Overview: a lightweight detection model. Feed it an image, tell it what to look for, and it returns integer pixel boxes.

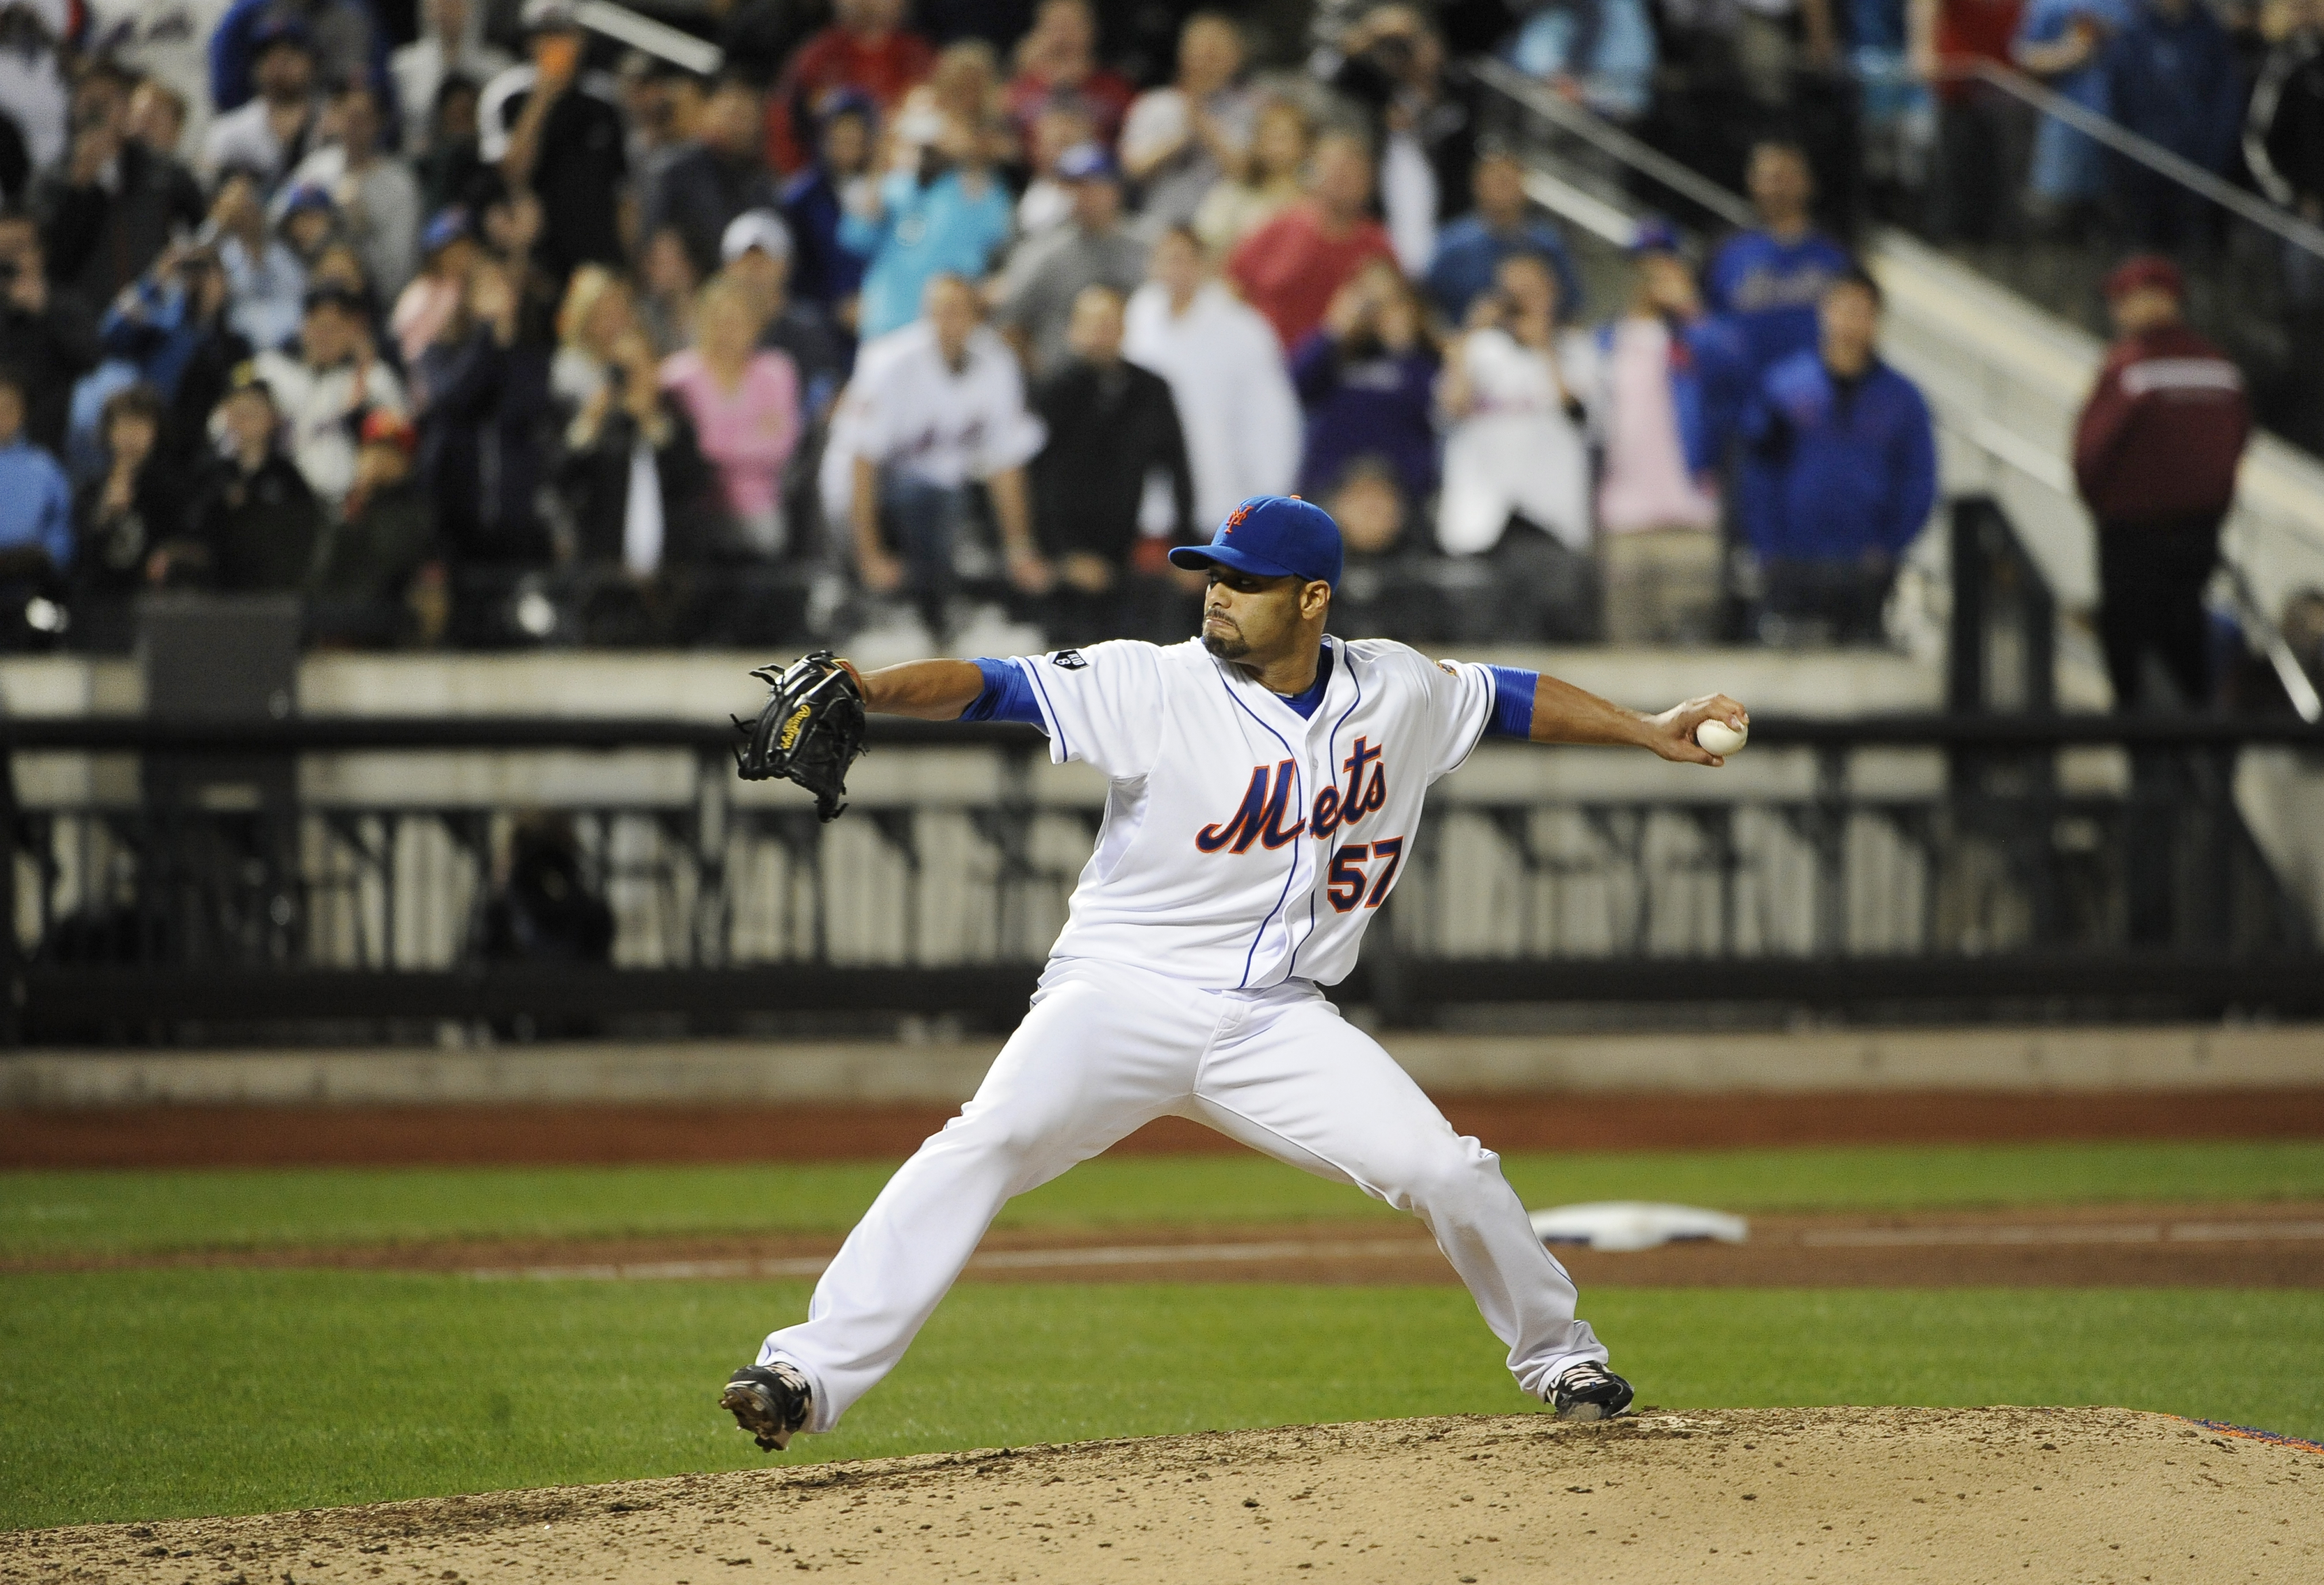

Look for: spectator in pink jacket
[659,275,802,556]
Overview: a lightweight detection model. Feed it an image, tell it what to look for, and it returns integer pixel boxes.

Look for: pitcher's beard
[1201,627,1248,660]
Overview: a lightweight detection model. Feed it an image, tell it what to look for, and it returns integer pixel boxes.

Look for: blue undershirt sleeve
[958,657,1047,726]
[1484,665,1539,740]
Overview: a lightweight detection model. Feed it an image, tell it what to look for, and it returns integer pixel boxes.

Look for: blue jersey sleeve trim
[960,657,1046,726]
[1485,666,1539,740]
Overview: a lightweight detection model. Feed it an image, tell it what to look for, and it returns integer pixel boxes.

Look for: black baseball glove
[734,650,867,821]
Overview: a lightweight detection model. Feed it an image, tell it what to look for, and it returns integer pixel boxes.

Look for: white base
[1530,1200,1750,1253]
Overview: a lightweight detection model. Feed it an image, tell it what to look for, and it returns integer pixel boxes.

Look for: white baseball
[1695,718,1748,756]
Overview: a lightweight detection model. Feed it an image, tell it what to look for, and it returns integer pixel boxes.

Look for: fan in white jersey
[721,495,1749,1452]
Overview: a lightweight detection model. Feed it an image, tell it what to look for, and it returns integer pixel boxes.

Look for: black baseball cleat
[721,1362,813,1452]
[1549,1361,1635,1421]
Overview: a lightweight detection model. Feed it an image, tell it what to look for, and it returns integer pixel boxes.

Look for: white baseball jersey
[1009,634,1498,990]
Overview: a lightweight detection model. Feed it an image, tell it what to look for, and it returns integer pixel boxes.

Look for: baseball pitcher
[724,495,1749,1450]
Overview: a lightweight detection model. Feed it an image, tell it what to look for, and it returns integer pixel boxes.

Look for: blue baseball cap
[1630,215,1684,255]
[278,182,335,217]
[1054,141,1120,183]
[419,206,472,255]
[250,14,315,55]
[1169,496,1344,587]
[815,86,875,127]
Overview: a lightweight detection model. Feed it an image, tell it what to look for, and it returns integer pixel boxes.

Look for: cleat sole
[720,1382,796,1451]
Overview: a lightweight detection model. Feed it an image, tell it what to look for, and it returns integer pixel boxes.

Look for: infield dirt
[7,1407,2315,1583]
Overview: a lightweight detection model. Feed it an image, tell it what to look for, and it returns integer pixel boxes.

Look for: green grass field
[7,1140,2322,1258]
[5,1140,2321,1532]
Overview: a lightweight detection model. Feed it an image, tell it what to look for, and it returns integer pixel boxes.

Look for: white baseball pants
[758,959,1607,1431]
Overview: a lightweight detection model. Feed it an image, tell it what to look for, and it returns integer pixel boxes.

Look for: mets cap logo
[1222,503,1253,536]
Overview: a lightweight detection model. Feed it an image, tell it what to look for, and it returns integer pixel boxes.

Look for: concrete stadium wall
[0,644,1943,726]
[6,1025,2318,1108]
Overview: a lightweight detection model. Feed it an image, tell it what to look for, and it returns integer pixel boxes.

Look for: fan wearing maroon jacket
[2072,254,2252,711]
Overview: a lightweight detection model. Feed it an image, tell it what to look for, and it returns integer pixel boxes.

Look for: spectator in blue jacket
[1738,269,1936,646]
[1423,146,1581,327]
[0,365,75,646]
[1703,141,1854,377]
[2104,0,2242,247]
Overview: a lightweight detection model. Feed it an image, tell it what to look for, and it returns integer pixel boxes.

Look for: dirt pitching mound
[10,1408,2318,1584]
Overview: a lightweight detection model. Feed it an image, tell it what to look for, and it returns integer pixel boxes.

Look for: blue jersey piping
[1215,667,1304,991]
[1018,657,1072,761]
[1279,640,1363,987]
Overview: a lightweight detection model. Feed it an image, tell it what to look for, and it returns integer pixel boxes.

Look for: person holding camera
[1228,128,1397,351]
[1311,5,1475,273]
[1587,223,1748,646]
[1289,260,1439,511]
[1437,250,1599,641]
[204,168,308,354]
[33,60,205,307]
[97,240,253,474]
[479,0,629,285]
[416,255,555,575]
[551,264,714,580]
[254,282,407,512]
[839,91,1014,340]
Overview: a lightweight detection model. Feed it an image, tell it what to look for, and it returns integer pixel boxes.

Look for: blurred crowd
[1516,0,2324,454]
[1511,0,2324,265]
[0,0,2304,664]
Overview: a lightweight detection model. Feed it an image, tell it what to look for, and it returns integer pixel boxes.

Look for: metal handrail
[1469,56,1755,229]
[2224,562,2324,722]
[4,713,2321,752]
[575,0,721,74]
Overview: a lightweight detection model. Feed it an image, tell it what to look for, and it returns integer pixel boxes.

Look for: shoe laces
[1557,1362,1620,1396]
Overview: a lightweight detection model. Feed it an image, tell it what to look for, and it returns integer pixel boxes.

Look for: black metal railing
[5,710,2321,1039]
[1948,496,2056,717]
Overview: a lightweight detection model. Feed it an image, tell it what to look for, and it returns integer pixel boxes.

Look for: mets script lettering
[1195,737,1389,854]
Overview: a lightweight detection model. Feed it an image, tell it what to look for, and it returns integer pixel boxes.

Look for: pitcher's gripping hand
[1644,695,1750,767]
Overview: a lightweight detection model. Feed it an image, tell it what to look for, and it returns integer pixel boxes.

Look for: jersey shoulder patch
[1049,649,1088,671]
